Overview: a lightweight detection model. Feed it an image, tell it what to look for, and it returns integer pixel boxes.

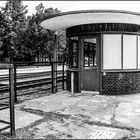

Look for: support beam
[53,31,58,93]
[9,67,15,135]
[71,72,74,96]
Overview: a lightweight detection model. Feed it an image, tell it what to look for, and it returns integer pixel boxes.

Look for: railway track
[0,70,65,82]
[0,70,66,103]
[0,76,66,93]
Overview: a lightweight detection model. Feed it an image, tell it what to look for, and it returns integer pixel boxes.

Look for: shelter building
[40,10,140,94]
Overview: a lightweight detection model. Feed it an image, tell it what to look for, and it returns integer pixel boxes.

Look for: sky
[1,1,140,15]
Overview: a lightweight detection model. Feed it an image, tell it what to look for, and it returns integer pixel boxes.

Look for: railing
[51,61,65,93]
[0,64,15,136]
[13,61,66,103]
[0,61,65,136]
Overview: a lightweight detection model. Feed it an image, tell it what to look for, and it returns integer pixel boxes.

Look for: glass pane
[66,38,69,66]
[84,38,96,67]
[84,45,88,66]
[138,36,140,69]
[123,35,137,69]
[69,36,78,68]
[103,34,121,69]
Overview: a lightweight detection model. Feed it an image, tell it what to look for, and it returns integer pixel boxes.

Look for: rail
[13,61,65,103]
[0,61,65,136]
[51,61,65,93]
[0,64,15,136]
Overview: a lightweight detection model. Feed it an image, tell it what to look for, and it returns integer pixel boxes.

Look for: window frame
[102,33,139,71]
[103,34,122,70]
[123,34,137,69]
[83,40,97,67]
[68,36,79,68]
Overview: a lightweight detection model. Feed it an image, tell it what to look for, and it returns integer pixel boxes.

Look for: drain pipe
[71,72,74,96]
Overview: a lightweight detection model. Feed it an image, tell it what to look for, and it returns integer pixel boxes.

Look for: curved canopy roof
[40,10,140,31]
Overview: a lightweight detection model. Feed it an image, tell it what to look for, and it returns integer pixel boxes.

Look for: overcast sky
[1,1,140,15]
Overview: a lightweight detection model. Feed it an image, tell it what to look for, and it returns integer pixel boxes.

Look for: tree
[1,0,28,62]
[35,3,67,62]
[24,3,66,62]
[0,1,67,63]
[0,11,9,62]
[57,32,67,61]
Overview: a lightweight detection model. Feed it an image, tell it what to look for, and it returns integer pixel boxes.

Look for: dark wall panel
[101,72,140,94]
[67,23,140,36]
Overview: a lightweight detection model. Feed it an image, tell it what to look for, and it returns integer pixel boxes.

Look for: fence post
[52,62,57,93]
[71,72,74,96]
[62,62,65,90]
[55,62,57,92]
[9,67,15,136]
[14,63,17,103]
[51,62,54,93]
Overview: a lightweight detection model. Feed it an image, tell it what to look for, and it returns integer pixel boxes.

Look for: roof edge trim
[39,9,140,25]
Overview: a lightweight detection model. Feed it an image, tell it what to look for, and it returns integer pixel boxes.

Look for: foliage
[0,1,67,62]
[25,2,66,62]
[0,0,28,62]
[0,11,8,60]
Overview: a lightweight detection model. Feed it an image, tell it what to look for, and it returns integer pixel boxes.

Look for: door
[81,37,98,91]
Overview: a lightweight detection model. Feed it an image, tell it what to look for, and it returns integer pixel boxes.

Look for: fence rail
[0,61,66,136]
[0,64,15,136]
[13,61,66,103]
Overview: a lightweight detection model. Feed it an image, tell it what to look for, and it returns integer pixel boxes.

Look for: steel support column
[53,31,58,93]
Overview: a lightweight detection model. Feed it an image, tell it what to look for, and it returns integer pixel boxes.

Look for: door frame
[80,35,101,92]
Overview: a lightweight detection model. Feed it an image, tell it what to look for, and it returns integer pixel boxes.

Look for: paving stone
[115,102,140,129]
[32,117,131,139]
[0,109,42,130]
[21,92,82,113]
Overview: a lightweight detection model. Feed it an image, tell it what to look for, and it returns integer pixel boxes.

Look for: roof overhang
[40,10,140,32]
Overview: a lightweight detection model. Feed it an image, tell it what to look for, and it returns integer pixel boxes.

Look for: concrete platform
[1,91,140,139]
[0,108,42,130]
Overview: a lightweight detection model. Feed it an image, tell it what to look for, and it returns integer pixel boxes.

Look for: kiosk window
[138,36,140,69]
[84,38,97,67]
[69,37,78,68]
[123,35,137,69]
[103,34,121,69]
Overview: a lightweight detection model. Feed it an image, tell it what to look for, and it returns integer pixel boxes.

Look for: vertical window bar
[92,45,94,67]
[88,43,89,67]
[101,34,103,70]
[84,43,85,66]
[136,35,138,69]
[121,34,123,70]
